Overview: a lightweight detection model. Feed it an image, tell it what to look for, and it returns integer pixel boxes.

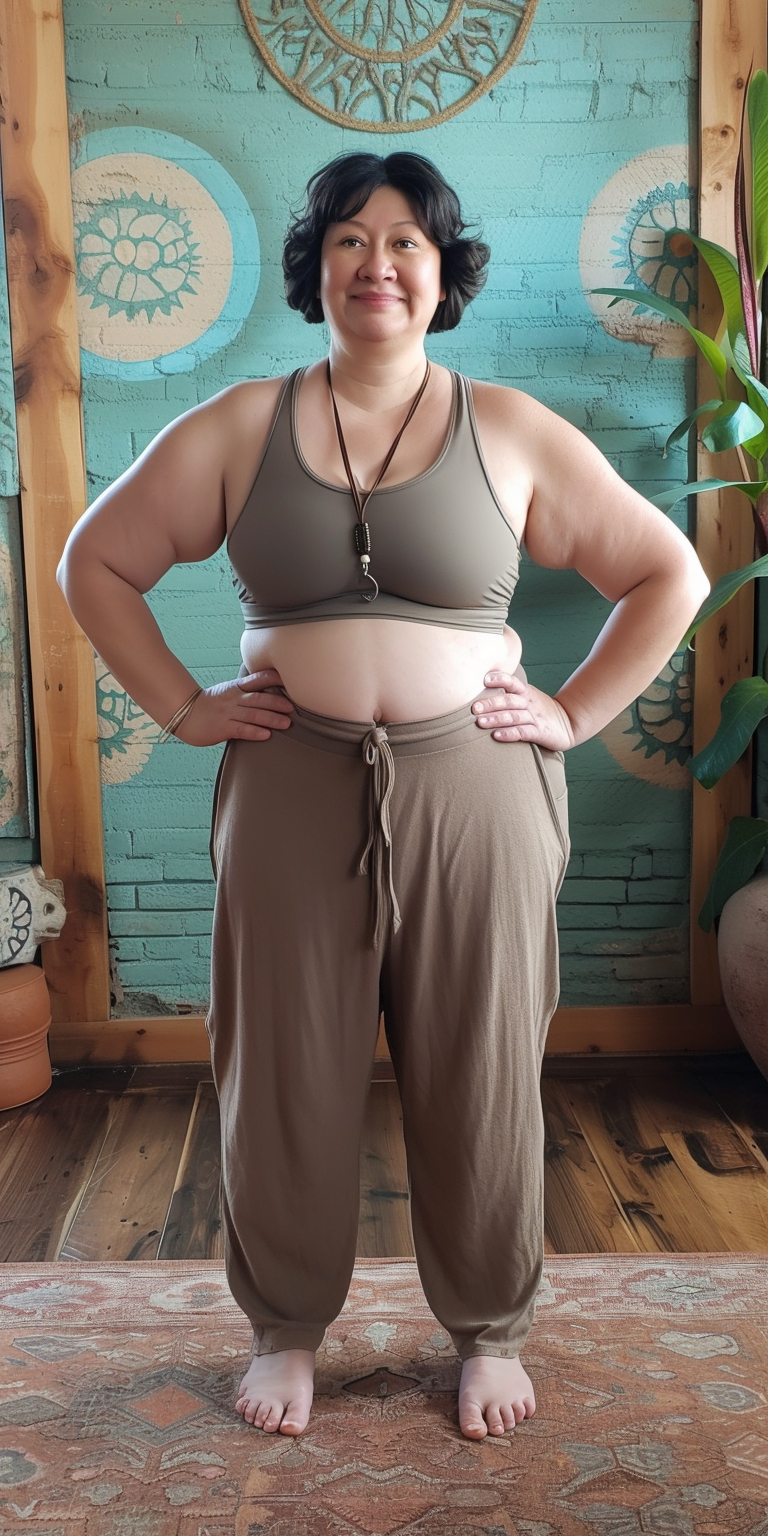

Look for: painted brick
[105,858,165,883]
[561,879,627,903]
[109,912,188,936]
[652,850,690,877]
[617,905,686,929]
[142,938,202,961]
[107,886,137,910]
[557,906,620,929]
[163,856,216,881]
[614,954,688,980]
[132,829,207,855]
[583,854,634,878]
[627,878,688,904]
[115,960,205,986]
[181,913,215,935]
[103,831,133,858]
[138,884,215,910]
[113,938,145,961]
[632,854,654,878]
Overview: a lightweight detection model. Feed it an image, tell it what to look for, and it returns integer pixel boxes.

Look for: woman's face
[319,184,446,348]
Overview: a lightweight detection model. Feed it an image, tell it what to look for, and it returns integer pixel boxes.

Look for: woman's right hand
[173,669,294,746]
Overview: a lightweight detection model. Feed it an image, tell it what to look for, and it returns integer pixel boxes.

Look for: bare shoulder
[467,377,567,436]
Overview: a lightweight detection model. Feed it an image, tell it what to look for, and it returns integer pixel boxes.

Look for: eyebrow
[337,218,420,229]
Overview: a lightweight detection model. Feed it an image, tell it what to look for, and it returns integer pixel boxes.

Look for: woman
[58,150,709,1443]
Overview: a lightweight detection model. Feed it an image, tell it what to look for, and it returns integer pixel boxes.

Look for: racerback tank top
[227,366,521,635]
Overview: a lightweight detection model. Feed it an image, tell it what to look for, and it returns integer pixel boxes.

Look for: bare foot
[235,1347,316,1434]
[458,1354,536,1439]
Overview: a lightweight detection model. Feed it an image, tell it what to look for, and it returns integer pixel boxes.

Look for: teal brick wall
[62,0,699,1013]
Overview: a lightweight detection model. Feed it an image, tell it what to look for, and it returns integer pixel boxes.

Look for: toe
[459,1403,488,1438]
[498,1406,517,1431]
[488,1415,506,1435]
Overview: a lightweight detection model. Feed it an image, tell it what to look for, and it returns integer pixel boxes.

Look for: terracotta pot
[717,871,768,1081]
[0,963,53,1110]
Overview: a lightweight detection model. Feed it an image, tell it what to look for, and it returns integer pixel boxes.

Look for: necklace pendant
[354,522,372,556]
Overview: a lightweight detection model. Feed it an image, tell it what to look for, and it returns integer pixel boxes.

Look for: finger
[240,707,293,729]
[236,669,289,690]
[475,709,533,728]
[484,672,526,692]
[239,687,294,713]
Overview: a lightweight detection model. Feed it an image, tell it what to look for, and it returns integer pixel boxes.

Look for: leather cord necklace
[326,357,431,602]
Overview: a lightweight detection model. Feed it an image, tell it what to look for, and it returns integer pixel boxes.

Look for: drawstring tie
[359,724,402,951]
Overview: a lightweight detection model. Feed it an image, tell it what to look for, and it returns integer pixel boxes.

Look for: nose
[357,244,397,281]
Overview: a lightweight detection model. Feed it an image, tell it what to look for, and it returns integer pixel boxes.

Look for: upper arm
[57,381,271,594]
[513,392,704,601]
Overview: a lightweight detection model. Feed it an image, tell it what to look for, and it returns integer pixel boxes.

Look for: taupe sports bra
[228,367,520,634]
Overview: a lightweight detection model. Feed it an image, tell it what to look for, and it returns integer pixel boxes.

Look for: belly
[240,618,523,723]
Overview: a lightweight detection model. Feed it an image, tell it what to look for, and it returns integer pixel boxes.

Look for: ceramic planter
[717,871,768,1081]
[0,962,52,1110]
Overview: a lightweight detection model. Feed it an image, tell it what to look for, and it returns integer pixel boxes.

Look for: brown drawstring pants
[206,683,569,1362]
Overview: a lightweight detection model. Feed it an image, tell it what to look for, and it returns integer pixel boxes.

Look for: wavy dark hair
[283,151,490,334]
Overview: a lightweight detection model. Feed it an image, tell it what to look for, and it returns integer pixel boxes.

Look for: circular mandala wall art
[95,656,160,784]
[71,128,260,379]
[580,145,696,357]
[599,651,692,791]
[238,0,538,130]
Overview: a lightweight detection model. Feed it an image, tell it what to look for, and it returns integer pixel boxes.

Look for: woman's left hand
[473,671,576,752]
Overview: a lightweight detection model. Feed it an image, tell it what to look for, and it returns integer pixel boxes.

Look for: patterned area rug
[1,1255,767,1534]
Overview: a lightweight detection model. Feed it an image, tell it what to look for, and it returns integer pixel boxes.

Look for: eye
[340,236,363,246]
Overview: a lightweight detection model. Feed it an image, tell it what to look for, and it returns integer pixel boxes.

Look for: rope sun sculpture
[238,0,539,129]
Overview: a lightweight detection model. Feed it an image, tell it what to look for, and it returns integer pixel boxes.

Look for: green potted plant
[593,68,768,1068]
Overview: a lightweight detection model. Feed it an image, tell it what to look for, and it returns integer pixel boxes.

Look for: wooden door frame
[0,0,755,1060]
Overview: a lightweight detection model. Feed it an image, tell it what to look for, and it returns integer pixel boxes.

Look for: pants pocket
[530,743,570,878]
[209,740,231,882]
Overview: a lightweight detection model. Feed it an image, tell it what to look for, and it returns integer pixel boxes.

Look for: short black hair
[283,151,490,334]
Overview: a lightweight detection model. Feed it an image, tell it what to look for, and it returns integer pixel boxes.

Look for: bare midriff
[240,617,523,723]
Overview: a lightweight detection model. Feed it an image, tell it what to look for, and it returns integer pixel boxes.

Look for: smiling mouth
[351,293,402,302]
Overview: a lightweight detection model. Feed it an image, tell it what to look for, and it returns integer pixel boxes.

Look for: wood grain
[357,1081,413,1259]
[47,1003,742,1066]
[58,1088,195,1261]
[0,0,109,1022]
[157,1080,223,1260]
[631,1073,768,1250]
[542,1079,643,1253]
[691,0,767,1001]
[557,1078,734,1252]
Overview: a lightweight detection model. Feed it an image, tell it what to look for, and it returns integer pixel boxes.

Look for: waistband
[287,689,493,951]
[284,688,492,756]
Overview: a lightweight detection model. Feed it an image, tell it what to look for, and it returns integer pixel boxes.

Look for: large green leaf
[700,399,765,452]
[663,400,721,456]
[699,815,768,930]
[748,70,768,280]
[591,287,728,386]
[649,478,767,514]
[684,234,745,353]
[690,677,768,788]
[680,551,768,647]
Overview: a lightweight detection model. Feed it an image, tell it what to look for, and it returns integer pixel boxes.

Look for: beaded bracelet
[157,684,204,744]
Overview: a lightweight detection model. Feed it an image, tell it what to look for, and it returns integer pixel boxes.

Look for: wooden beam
[0,0,109,1020]
[48,1003,742,1066]
[691,0,767,1003]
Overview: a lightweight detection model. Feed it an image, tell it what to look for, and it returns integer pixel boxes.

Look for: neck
[327,339,429,412]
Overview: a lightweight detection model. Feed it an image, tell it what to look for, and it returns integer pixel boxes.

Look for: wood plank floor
[1,1054,767,1263]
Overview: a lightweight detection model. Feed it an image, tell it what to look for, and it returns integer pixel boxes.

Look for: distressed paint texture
[61,0,699,1012]
[0,154,35,865]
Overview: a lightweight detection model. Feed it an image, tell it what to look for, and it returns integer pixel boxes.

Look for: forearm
[58,555,199,727]
[553,564,708,748]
